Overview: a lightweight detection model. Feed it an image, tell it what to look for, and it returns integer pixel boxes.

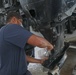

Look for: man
[0,11,53,75]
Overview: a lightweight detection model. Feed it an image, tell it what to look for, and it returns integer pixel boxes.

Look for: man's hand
[39,57,48,64]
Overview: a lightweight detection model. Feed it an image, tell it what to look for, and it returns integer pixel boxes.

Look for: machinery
[0,0,76,75]
[72,65,76,75]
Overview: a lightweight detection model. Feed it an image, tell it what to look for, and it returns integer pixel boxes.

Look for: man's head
[6,11,22,25]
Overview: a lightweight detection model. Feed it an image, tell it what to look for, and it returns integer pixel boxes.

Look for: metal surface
[48,53,67,75]
[72,65,76,75]
[69,45,76,49]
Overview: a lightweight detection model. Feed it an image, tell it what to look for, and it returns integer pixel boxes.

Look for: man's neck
[7,22,20,25]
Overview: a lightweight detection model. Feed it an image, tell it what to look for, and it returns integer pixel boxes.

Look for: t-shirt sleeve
[4,25,33,48]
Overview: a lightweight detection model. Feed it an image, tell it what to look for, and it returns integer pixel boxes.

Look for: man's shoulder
[4,24,23,31]
[3,24,32,36]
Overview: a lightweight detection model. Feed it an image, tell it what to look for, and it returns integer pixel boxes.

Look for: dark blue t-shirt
[0,24,33,75]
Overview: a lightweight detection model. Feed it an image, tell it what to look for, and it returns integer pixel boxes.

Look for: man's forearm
[27,35,53,50]
[26,55,41,63]
[26,55,48,64]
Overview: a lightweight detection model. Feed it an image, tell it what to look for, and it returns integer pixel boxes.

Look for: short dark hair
[6,11,22,22]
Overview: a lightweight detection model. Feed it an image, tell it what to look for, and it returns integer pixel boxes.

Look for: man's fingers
[48,44,54,50]
[40,57,49,64]
[44,57,48,60]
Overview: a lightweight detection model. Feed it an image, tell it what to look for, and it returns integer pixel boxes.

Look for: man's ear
[11,17,18,24]
[11,17,21,25]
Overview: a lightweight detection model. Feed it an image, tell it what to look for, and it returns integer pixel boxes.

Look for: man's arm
[26,55,48,64]
[27,35,53,50]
